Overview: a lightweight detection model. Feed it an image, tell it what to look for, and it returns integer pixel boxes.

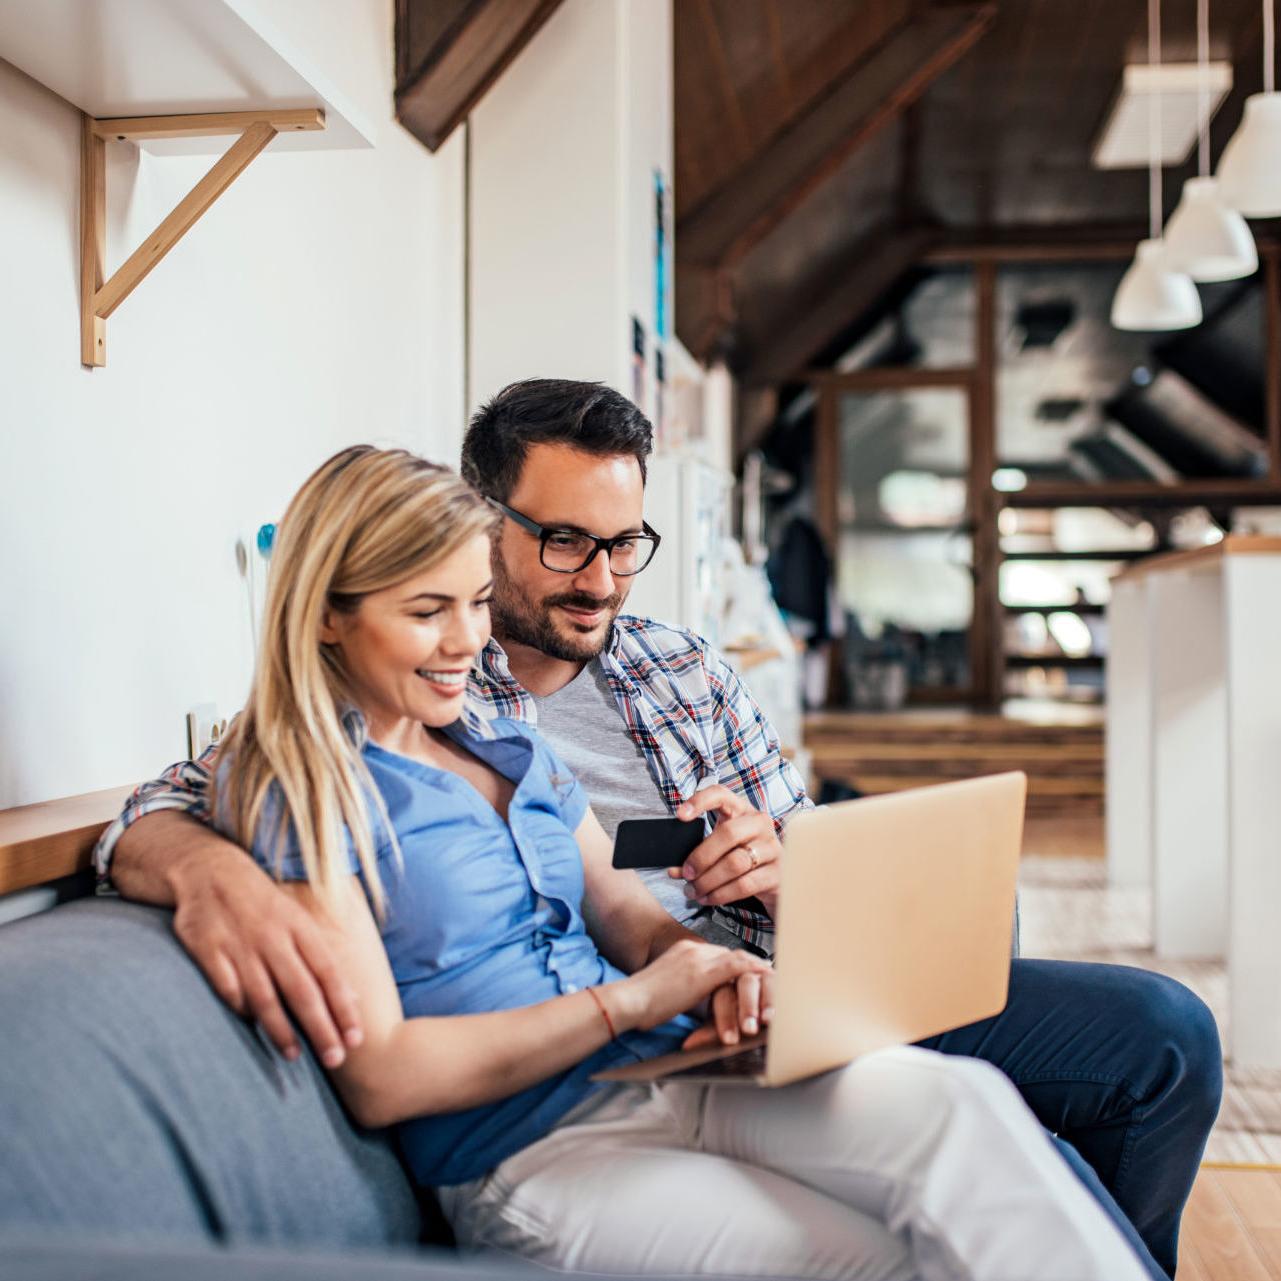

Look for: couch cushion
[0,1234,583,1281]
[0,898,420,1248]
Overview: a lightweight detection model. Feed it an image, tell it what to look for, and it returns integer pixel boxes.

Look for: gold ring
[744,844,759,870]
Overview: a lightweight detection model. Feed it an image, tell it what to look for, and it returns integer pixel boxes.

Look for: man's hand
[666,785,782,917]
[680,966,775,1051]
[114,812,363,1066]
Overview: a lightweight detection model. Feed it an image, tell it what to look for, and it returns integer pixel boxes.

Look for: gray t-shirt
[531,660,705,928]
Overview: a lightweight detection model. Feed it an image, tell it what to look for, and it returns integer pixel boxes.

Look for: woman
[211,446,1154,1281]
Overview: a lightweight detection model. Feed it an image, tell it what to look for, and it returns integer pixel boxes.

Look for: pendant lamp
[1112,241,1204,329]
[1165,0,1258,278]
[1217,0,1281,215]
[1113,0,1203,330]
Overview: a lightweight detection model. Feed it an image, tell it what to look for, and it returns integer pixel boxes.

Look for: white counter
[1107,536,1281,1067]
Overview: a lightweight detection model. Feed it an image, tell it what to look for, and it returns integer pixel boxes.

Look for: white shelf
[0,0,373,153]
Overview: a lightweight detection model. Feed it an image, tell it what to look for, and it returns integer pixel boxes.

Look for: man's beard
[490,555,623,663]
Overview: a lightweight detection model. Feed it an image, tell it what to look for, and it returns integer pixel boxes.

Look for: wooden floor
[1020,820,1281,1279]
[1020,844,1280,1165]
[1180,1169,1281,1281]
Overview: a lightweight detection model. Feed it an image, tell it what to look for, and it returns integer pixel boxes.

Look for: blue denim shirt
[231,712,692,1186]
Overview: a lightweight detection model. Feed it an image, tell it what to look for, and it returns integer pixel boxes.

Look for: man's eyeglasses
[490,500,661,576]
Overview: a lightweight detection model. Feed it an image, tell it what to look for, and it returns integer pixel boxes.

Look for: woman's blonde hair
[214,446,498,915]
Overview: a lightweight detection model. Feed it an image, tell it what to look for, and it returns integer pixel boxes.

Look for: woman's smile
[416,668,470,697]
[320,532,494,740]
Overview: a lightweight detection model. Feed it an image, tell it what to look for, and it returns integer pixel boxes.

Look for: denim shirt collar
[339,697,498,753]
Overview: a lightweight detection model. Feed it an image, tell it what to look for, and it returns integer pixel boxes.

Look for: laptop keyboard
[663,1042,768,1080]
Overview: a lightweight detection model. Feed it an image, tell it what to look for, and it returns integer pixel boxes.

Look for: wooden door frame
[812,264,1003,712]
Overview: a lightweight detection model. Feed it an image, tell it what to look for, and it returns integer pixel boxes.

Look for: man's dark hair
[461,379,653,501]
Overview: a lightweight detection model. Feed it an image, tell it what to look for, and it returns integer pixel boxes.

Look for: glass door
[816,375,980,707]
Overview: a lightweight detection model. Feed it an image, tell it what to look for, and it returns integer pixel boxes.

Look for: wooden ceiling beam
[922,226,1281,264]
[676,4,996,270]
[736,225,940,388]
[695,0,753,163]
[1004,480,1281,509]
[764,0,796,119]
[923,224,1149,264]
[394,0,564,152]
[676,265,738,365]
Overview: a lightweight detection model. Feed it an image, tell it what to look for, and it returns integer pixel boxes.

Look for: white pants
[438,1046,1149,1281]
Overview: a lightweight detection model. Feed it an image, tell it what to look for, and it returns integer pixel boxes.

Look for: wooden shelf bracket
[79,108,325,367]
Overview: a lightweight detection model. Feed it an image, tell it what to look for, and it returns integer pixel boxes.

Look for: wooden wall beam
[815,383,840,553]
[814,381,847,707]
[677,5,995,270]
[1266,251,1281,485]
[969,261,1002,711]
[395,0,564,152]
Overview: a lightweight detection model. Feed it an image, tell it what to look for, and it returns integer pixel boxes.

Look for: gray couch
[0,896,434,1263]
[1,1236,582,1281]
[0,896,815,1279]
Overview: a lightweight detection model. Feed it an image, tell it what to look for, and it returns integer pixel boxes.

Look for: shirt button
[564,982,578,994]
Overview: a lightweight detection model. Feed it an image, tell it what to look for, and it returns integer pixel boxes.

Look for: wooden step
[806,712,1103,742]
[804,708,1104,819]
[808,741,1103,764]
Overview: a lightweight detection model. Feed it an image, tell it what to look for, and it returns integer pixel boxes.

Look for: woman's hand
[609,938,772,1039]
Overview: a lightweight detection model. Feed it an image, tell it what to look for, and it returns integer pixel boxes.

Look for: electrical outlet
[187,704,229,759]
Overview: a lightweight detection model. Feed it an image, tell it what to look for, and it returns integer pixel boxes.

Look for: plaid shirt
[95,616,810,952]
[474,616,811,951]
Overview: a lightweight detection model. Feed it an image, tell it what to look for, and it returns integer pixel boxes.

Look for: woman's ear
[318,604,342,646]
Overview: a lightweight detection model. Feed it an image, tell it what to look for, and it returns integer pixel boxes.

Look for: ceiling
[675,0,913,214]
[674,0,1275,382]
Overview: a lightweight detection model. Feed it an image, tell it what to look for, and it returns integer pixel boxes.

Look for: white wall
[622,0,674,420]
[0,0,466,807]
[468,0,673,415]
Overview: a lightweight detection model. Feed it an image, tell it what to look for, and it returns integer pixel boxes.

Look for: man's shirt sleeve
[704,643,812,833]
[92,745,218,892]
[702,641,813,953]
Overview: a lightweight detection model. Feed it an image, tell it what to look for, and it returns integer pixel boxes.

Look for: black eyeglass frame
[490,499,662,576]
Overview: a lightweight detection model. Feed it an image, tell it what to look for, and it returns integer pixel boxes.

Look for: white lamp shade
[1164,177,1259,281]
[1217,92,1281,217]
[1111,239,1203,331]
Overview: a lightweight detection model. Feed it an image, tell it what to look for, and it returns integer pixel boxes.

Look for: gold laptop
[594,771,1026,1088]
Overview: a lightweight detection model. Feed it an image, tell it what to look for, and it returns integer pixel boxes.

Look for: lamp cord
[1149,0,1162,240]
[1266,0,1276,94]
[1199,0,1210,177]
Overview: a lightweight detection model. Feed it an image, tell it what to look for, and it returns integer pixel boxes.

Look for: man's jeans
[919,958,1223,1280]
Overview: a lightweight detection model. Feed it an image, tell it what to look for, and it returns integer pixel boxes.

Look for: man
[97,379,1219,1279]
